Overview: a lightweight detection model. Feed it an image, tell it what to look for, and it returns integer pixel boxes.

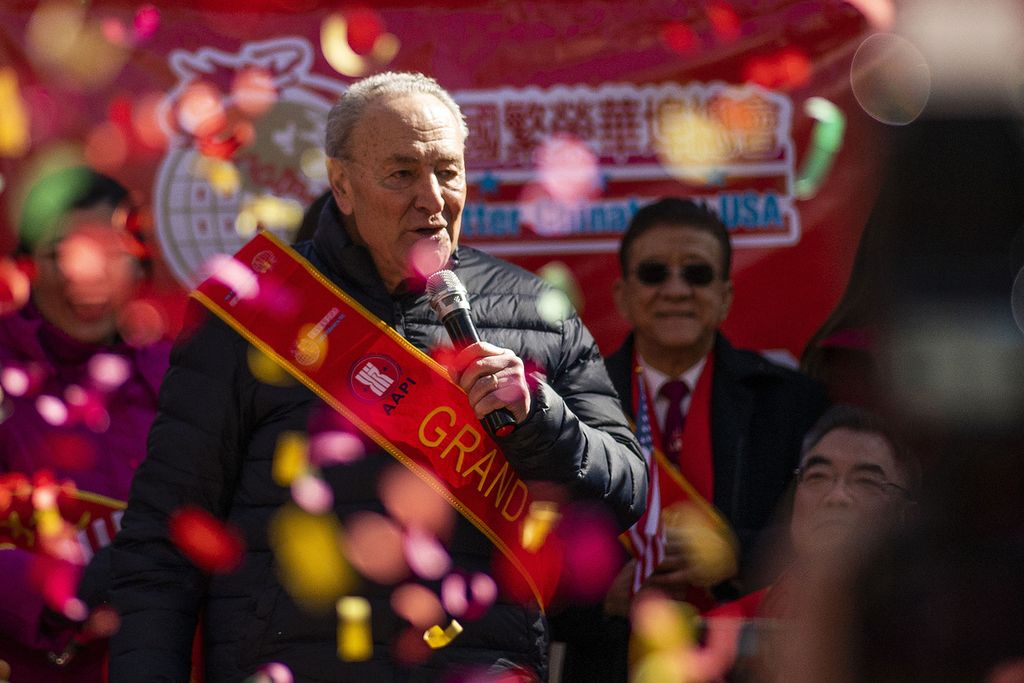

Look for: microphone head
[426,269,471,319]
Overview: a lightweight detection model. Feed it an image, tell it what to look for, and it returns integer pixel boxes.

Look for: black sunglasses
[633,261,716,287]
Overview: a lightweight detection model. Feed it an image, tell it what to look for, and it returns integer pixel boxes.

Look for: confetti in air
[402,527,451,580]
[423,619,463,649]
[0,67,31,158]
[391,582,445,629]
[231,67,278,117]
[0,258,31,314]
[246,346,294,387]
[794,97,846,199]
[168,505,245,573]
[309,431,365,466]
[521,501,560,552]
[379,465,454,538]
[320,10,400,78]
[244,662,294,683]
[291,473,333,515]
[200,254,259,300]
[269,504,354,610]
[26,0,131,91]
[336,596,373,661]
[272,431,309,486]
[345,511,409,585]
[441,571,498,620]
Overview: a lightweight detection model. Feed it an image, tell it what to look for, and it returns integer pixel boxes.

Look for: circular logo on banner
[152,38,344,288]
[293,336,323,368]
[251,249,276,274]
[350,354,401,403]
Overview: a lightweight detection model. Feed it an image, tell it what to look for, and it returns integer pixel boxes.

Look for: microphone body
[426,270,518,437]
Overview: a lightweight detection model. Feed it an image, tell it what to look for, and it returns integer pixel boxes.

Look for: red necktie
[660,379,689,464]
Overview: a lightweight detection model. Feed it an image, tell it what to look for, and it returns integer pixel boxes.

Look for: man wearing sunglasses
[551,197,827,682]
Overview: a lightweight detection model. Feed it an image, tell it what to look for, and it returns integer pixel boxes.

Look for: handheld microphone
[426,269,518,437]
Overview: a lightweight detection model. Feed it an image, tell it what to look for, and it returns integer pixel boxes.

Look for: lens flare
[851,33,931,125]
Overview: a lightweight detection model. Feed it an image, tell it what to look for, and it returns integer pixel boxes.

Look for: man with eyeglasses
[788,404,917,561]
[700,404,919,681]
[551,197,827,683]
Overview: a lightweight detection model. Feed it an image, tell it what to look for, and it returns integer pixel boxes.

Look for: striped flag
[625,376,666,593]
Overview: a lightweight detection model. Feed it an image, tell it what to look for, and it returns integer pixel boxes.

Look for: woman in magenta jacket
[0,167,170,682]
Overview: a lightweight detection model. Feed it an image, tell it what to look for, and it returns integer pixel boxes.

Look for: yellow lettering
[419,406,456,447]
[484,461,515,507]
[501,480,529,522]
[440,425,481,470]
[462,449,496,491]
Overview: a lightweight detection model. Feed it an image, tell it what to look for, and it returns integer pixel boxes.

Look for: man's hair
[800,404,922,499]
[17,166,130,255]
[618,197,732,279]
[324,71,469,159]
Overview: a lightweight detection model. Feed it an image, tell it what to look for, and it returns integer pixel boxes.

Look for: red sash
[192,232,558,608]
[622,353,736,608]
[0,474,124,560]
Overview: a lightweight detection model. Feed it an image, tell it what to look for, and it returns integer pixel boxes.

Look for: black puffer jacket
[109,207,646,683]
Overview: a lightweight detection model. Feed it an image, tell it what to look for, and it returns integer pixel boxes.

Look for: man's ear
[326,157,353,215]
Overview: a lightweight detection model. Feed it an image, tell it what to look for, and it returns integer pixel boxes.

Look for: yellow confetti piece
[300,147,327,180]
[320,13,400,78]
[268,505,354,610]
[520,501,560,552]
[0,68,31,158]
[336,596,373,661]
[423,619,463,649]
[246,345,294,387]
[272,432,309,486]
[26,1,129,92]
[371,32,401,63]
[321,13,371,77]
[36,506,64,536]
[191,157,240,196]
[661,502,738,588]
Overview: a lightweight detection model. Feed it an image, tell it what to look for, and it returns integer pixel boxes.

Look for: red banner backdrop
[0,0,885,361]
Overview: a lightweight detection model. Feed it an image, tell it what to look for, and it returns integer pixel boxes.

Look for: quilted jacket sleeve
[108,309,249,682]
[497,312,647,531]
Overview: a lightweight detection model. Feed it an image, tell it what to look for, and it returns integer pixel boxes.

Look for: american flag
[626,376,666,593]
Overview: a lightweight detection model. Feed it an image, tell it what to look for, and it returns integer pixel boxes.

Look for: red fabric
[678,351,716,503]
[704,587,768,619]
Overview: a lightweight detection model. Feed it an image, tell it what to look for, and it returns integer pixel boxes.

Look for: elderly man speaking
[108,72,646,683]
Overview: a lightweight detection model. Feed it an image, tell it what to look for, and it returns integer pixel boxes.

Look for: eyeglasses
[632,260,716,287]
[794,466,912,501]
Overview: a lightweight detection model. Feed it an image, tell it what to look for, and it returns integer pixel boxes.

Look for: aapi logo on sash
[350,355,400,401]
[152,37,345,288]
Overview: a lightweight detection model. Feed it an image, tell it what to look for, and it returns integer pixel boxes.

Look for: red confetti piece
[133,4,160,42]
[707,2,742,43]
[344,8,385,55]
[661,21,699,55]
[168,505,245,573]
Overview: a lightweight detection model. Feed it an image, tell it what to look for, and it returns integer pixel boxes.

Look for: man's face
[790,428,911,557]
[326,92,466,290]
[613,224,733,358]
[31,205,141,344]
